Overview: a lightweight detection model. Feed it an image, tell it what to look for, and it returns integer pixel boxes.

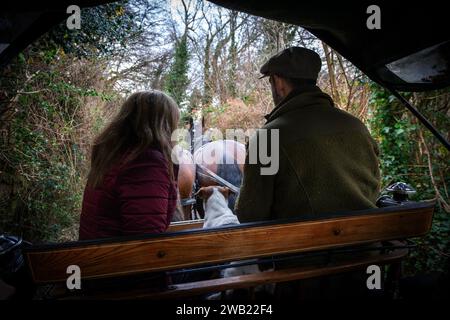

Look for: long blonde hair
[87,91,180,188]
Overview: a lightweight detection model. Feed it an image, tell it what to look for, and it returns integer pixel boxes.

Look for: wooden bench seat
[23,201,435,299]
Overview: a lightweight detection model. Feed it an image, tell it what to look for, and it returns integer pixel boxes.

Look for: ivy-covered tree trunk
[164,35,190,105]
[227,11,238,99]
[369,85,416,186]
[202,40,213,106]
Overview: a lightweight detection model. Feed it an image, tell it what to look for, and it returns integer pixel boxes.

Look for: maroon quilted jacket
[79,148,178,240]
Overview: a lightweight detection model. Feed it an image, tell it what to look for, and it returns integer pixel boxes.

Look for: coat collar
[264,86,334,124]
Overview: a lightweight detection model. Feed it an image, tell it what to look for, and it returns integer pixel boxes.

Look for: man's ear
[272,75,282,93]
[273,75,291,97]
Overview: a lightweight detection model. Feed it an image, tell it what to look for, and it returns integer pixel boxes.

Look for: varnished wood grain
[25,204,434,284]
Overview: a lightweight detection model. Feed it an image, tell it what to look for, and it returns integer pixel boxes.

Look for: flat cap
[260,47,322,80]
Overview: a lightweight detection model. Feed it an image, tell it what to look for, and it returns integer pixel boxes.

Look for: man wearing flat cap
[235,47,380,222]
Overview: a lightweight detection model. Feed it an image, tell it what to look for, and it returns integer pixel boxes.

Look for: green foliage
[0,0,131,243]
[45,1,140,58]
[408,210,450,274]
[0,47,115,242]
[164,35,190,105]
[369,84,450,275]
[369,85,416,186]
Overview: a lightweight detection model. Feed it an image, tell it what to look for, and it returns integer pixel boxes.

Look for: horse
[193,139,246,217]
[172,139,246,221]
[171,146,196,221]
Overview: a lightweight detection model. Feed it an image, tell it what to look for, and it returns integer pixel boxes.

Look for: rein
[196,164,240,194]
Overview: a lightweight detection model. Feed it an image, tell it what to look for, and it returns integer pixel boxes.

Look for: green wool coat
[235,86,381,222]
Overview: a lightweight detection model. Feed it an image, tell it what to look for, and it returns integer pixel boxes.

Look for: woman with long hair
[79,91,180,240]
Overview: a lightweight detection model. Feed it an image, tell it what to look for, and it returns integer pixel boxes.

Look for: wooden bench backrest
[24,202,434,284]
